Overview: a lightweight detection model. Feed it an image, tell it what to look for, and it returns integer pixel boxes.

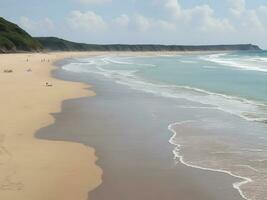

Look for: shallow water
[50,52,267,200]
[64,51,267,122]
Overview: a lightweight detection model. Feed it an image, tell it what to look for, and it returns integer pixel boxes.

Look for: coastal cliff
[0,17,42,53]
[37,37,261,52]
[0,17,262,53]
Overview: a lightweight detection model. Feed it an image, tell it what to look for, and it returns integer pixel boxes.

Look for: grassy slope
[36,37,98,51]
[0,17,261,53]
[36,37,261,52]
[0,17,42,53]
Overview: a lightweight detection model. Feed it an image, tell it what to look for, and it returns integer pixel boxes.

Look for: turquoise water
[62,51,267,200]
[64,51,267,122]
[134,51,267,102]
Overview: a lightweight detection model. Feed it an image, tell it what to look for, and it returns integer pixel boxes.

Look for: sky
[1,0,267,48]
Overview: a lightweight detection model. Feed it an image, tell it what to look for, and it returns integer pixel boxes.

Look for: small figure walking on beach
[45,82,53,87]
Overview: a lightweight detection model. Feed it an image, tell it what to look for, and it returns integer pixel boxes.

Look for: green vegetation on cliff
[0,17,262,53]
[36,37,261,52]
[0,17,42,53]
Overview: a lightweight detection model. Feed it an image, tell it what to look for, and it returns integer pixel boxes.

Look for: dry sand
[0,52,103,200]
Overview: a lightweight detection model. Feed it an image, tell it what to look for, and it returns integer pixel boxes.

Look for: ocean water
[62,51,267,200]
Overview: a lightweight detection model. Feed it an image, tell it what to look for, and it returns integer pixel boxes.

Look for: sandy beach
[1,1,266,198]
[0,52,103,200]
[0,51,212,200]
[1,51,262,200]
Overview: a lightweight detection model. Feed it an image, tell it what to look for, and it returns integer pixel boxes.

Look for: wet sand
[37,62,245,200]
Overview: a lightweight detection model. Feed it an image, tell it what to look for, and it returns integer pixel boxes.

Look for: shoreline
[168,121,251,200]
[0,52,103,200]
[39,56,246,200]
[1,51,257,200]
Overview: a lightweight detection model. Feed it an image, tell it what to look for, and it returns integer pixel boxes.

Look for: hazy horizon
[1,0,267,49]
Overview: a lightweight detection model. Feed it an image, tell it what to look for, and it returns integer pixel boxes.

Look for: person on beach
[46,82,53,87]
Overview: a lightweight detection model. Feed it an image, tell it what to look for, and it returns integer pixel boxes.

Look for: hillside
[0,17,42,53]
[37,37,261,52]
[0,17,262,53]
[36,37,97,51]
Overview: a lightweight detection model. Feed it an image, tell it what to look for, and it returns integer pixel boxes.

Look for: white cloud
[132,14,176,32]
[258,6,267,26]
[20,16,34,30]
[133,15,152,32]
[228,0,246,17]
[77,0,111,5]
[189,5,234,32]
[43,18,54,30]
[68,10,108,32]
[241,10,264,31]
[227,0,265,31]
[157,19,176,31]
[20,0,267,47]
[164,0,183,20]
[258,5,267,14]
[112,14,130,27]
[155,0,234,33]
[19,17,54,33]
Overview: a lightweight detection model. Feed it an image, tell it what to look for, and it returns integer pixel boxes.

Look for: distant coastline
[0,17,262,53]
[36,37,262,52]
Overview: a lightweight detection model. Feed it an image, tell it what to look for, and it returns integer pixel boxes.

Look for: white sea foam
[176,105,216,109]
[180,60,197,64]
[96,66,138,78]
[168,121,253,200]
[236,165,260,172]
[102,57,156,67]
[241,148,266,153]
[200,53,267,72]
[160,55,177,57]
[102,57,134,65]
[62,56,267,123]
[63,55,267,200]
[252,159,267,162]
